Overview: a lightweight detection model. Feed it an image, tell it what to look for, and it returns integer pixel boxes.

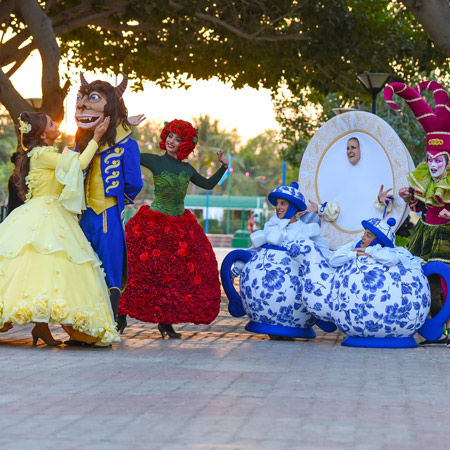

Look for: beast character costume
[75,74,143,318]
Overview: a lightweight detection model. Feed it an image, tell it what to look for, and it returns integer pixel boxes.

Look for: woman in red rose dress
[118,119,229,338]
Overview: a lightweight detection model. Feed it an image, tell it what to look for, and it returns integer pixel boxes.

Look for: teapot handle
[220,249,252,317]
[418,261,450,341]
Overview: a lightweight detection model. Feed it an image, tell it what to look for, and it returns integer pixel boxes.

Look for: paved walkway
[0,248,448,449]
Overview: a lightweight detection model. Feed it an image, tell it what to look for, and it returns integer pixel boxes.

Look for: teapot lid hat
[361,217,396,248]
[268,182,307,212]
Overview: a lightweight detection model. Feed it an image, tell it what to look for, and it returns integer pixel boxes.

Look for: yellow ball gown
[0,145,119,346]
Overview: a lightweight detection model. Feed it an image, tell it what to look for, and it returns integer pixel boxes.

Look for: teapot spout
[418,261,450,341]
[220,249,252,317]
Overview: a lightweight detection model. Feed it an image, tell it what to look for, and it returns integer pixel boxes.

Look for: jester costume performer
[75,74,143,320]
[0,111,119,346]
[385,80,450,317]
[118,120,228,337]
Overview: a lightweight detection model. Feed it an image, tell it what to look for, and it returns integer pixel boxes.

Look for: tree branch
[0,69,33,124]
[0,0,15,33]
[401,0,450,56]
[17,0,62,116]
[0,29,32,67]
[4,43,32,77]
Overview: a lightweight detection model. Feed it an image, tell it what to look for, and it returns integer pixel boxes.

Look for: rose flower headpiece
[159,119,199,160]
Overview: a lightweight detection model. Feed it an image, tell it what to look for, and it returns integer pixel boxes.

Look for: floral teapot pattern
[221,245,333,339]
[287,239,450,348]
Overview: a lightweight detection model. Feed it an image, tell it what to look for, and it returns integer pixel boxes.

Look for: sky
[10,50,280,144]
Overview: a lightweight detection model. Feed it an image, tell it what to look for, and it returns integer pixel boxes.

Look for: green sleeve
[140,153,160,173]
[190,165,227,190]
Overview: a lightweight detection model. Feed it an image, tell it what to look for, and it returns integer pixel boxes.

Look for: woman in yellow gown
[0,111,119,347]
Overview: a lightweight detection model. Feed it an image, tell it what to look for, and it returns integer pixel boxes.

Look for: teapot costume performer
[118,119,227,338]
[286,217,450,348]
[328,218,415,268]
[75,73,143,323]
[0,111,119,347]
[230,182,331,278]
[221,182,334,340]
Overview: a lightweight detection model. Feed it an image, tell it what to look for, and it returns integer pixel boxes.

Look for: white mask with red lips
[427,154,448,180]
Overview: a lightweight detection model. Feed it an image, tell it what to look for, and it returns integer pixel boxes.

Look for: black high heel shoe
[158,323,181,339]
[116,314,128,334]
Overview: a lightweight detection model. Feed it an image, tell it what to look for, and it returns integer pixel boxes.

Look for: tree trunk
[401,0,450,57]
[0,0,67,126]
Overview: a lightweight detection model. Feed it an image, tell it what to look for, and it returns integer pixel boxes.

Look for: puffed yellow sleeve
[78,140,99,170]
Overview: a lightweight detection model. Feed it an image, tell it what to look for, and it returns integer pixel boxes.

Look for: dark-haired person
[74,73,143,329]
[0,111,119,347]
[118,119,228,338]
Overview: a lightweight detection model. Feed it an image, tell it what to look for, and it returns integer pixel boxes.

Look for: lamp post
[356,72,392,115]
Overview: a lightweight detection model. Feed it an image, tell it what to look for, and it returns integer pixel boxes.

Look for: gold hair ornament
[18,117,32,151]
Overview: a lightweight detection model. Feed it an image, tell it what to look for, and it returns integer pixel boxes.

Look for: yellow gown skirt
[0,195,119,346]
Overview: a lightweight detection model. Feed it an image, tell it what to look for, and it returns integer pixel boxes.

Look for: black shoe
[269,334,294,341]
[158,323,181,339]
[64,340,111,348]
[64,340,90,347]
[116,314,127,334]
[419,336,448,347]
[88,343,112,349]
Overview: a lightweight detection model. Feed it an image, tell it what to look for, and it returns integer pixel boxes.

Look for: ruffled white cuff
[55,148,86,214]
[318,202,340,222]
[374,197,393,213]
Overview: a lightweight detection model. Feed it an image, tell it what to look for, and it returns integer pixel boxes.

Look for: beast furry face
[74,74,129,151]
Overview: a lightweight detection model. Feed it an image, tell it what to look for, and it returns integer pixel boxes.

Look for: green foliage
[0,113,17,164]
[395,235,410,248]
[52,0,447,94]
[228,130,286,196]
[0,112,17,201]
[4,0,448,125]
[198,218,225,234]
[191,115,239,195]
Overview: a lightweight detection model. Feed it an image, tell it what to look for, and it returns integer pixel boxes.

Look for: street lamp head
[357,73,392,96]
[357,72,392,115]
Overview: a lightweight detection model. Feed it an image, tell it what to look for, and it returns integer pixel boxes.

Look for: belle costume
[0,143,119,346]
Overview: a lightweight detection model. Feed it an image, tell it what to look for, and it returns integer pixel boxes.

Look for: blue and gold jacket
[77,124,143,226]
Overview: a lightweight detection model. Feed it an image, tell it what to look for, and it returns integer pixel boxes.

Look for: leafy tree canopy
[1,0,447,125]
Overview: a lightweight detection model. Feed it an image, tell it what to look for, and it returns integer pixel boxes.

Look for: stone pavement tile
[2,257,450,450]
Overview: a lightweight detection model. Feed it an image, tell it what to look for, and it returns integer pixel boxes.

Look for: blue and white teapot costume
[287,217,450,348]
[221,182,334,339]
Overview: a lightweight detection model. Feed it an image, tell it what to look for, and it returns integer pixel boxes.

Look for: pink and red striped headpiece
[384,80,450,158]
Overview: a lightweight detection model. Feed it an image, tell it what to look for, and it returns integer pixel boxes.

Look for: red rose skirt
[119,206,221,324]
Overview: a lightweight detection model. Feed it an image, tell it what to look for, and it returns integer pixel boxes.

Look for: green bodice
[140,151,227,217]
[151,171,190,216]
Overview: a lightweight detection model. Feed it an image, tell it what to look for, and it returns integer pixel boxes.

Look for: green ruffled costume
[407,162,450,263]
